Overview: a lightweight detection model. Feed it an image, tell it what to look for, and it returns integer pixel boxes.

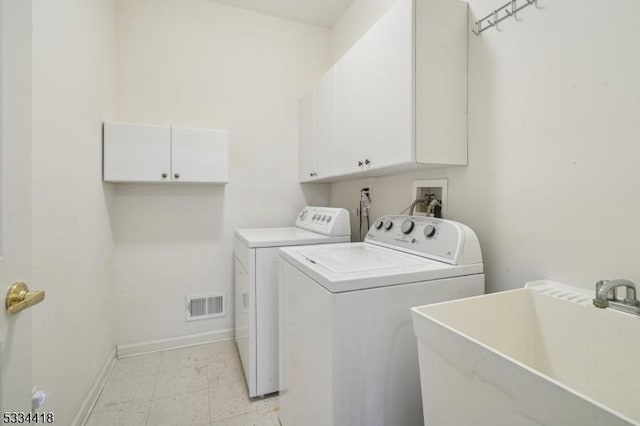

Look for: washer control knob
[401,219,415,234]
[299,210,308,220]
[384,220,393,231]
[424,225,436,238]
[374,220,384,230]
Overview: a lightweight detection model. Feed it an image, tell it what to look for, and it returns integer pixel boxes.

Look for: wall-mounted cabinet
[103,122,229,184]
[299,67,337,183]
[299,0,467,183]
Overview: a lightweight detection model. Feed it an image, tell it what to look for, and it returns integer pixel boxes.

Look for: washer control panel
[366,215,480,265]
[295,207,351,237]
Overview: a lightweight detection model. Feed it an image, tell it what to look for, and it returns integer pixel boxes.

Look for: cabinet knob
[162,173,168,178]
[365,159,371,165]
[174,173,180,179]
[358,161,363,167]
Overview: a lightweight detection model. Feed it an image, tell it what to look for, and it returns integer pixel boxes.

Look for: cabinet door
[336,0,414,174]
[335,40,368,175]
[103,122,171,182]
[171,127,229,183]
[298,90,315,182]
[314,67,336,179]
[362,0,414,170]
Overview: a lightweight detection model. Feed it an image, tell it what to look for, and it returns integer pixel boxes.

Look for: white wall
[31,0,118,424]
[330,0,398,61]
[330,0,640,293]
[112,0,331,347]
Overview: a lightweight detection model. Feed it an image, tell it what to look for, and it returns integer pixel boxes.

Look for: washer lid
[296,244,438,273]
[281,243,483,293]
[235,227,349,248]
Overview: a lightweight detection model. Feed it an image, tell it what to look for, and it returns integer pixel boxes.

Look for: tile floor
[86,341,279,426]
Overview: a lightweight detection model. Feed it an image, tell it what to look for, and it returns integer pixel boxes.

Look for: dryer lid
[236,227,348,248]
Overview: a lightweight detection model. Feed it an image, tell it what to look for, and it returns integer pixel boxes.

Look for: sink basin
[411,280,640,426]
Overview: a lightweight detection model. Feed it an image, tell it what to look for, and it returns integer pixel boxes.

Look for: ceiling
[209,0,354,28]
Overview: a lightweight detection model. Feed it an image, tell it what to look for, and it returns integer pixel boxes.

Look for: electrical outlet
[364,182,373,198]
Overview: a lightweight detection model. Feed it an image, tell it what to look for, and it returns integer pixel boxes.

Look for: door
[0,0,37,414]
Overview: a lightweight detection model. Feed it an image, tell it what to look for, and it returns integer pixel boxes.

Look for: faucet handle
[596,280,617,301]
[623,285,639,306]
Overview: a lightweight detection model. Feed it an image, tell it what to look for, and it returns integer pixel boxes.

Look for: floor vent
[186,293,226,322]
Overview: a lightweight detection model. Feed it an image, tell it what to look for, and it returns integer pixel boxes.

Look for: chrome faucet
[593,279,640,315]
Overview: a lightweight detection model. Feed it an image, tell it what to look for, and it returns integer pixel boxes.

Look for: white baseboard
[72,347,117,426]
[116,329,234,359]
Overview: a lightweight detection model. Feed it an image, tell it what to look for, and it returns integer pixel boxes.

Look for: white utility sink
[411,280,640,426]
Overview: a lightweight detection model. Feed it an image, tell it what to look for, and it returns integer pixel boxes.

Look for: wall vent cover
[186,293,226,322]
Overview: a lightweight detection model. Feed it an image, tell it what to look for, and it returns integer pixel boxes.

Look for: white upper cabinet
[103,122,171,183]
[104,122,229,184]
[300,0,468,182]
[299,66,337,182]
[171,127,229,183]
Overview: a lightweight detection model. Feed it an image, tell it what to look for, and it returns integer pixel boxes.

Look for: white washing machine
[234,206,350,397]
[278,215,484,426]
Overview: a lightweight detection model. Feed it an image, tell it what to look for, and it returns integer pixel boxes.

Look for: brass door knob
[6,282,45,315]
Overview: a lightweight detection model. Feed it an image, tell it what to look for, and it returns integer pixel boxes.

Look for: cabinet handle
[358,161,363,167]
[162,173,168,178]
[365,159,371,165]
[174,173,180,179]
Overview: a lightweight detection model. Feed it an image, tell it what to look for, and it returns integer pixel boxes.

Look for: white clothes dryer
[278,215,484,426]
[234,206,350,397]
